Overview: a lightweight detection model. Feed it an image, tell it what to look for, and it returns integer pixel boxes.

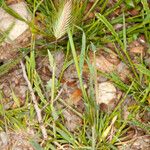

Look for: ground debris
[0,0,149,149]
[6,0,23,5]
[0,130,36,150]
[92,54,116,73]
[63,109,82,132]
[0,64,27,108]
[36,51,65,82]
[129,41,145,54]
[118,135,150,150]
[117,62,131,82]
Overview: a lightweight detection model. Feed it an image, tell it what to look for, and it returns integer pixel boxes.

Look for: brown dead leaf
[105,52,120,65]
[66,81,77,87]
[96,55,116,72]
[62,81,84,112]
[84,2,94,14]
[117,62,131,82]
[90,54,116,73]
[89,12,95,19]
[130,40,140,47]
[129,39,146,55]
[130,46,144,54]
[70,88,82,106]
[129,9,139,16]
[6,0,23,5]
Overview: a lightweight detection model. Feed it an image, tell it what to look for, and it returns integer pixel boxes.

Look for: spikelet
[53,0,72,39]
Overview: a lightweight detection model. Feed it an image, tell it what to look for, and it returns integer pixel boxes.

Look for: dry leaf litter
[0,1,149,150]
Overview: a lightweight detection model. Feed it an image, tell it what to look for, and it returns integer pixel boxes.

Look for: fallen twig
[20,61,48,140]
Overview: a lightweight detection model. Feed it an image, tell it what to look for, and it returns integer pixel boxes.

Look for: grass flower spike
[53,0,72,39]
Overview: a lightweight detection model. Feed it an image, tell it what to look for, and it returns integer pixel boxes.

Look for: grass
[0,0,150,149]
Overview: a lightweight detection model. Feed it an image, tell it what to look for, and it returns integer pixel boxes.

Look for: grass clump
[0,0,150,149]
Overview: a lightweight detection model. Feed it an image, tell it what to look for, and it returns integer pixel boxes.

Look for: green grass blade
[68,29,88,101]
